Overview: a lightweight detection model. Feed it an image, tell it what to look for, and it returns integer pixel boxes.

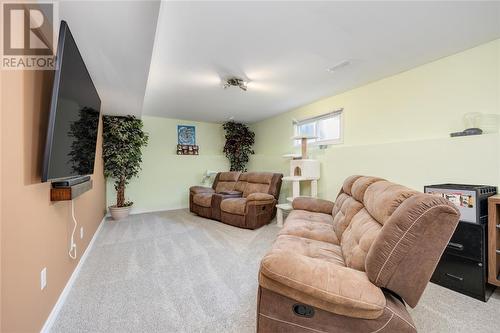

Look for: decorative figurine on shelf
[176,144,199,155]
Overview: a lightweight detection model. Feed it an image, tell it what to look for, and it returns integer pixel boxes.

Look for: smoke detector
[222,76,248,91]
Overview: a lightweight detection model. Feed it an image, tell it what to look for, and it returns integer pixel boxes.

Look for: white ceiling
[142,0,500,123]
[58,0,160,116]
[56,1,500,123]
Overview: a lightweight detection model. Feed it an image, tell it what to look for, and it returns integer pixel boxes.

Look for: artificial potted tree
[103,115,149,220]
[222,121,255,171]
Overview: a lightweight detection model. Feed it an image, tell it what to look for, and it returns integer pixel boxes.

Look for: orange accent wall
[0,67,106,332]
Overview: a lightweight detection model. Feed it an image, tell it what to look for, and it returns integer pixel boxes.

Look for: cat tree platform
[276,135,320,227]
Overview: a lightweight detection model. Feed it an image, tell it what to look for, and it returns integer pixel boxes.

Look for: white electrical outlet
[40,267,47,290]
[80,226,84,239]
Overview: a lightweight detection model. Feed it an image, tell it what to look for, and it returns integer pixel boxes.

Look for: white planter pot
[109,205,132,220]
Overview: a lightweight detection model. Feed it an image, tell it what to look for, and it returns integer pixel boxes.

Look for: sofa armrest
[190,186,215,195]
[259,250,386,319]
[292,197,334,215]
[247,193,275,202]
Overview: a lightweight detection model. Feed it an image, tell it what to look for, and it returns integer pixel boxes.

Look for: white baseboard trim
[131,206,187,215]
[40,215,106,333]
[105,206,187,217]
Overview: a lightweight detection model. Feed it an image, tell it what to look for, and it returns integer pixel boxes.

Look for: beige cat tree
[276,135,320,227]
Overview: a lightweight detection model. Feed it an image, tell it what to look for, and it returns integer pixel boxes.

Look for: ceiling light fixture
[223,76,248,91]
[326,60,351,73]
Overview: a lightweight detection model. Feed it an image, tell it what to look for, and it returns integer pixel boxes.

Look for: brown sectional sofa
[189,171,283,229]
[257,175,460,332]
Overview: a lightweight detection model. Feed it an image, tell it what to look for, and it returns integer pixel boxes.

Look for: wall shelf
[282,176,319,181]
[50,180,93,201]
[487,195,500,287]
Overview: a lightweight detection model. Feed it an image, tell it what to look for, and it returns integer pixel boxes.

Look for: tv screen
[42,21,101,182]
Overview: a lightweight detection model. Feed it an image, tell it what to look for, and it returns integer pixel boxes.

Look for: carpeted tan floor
[409,280,500,332]
[51,209,500,332]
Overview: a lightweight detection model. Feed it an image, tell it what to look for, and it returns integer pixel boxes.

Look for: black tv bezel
[41,20,101,183]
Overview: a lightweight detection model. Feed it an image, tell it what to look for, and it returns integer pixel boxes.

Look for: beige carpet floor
[51,209,500,332]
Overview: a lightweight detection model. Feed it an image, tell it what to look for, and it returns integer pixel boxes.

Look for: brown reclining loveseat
[190,171,283,229]
[257,175,460,332]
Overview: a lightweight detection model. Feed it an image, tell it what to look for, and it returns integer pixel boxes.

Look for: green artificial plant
[222,121,255,171]
[103,115,149,207]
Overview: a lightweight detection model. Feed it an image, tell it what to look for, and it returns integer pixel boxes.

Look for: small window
[294,109,343,146]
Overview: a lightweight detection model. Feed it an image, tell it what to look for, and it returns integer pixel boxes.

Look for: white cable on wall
[69,199,77,259]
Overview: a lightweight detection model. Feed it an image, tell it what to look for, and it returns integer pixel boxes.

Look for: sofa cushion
[243,172,274,197]
[215,182,237,193]
[215,181,236,193]
[363,180,418,225]
[332,192,349,217]
[259,235,386,319]
[214,171,241,193]
[244,183,271,197]
[234,172,248,192]
[341,175,362,195]
[272,235,343,264]
[341,208,382,271]
[218,171,241,182]
[220,197,247,215]
[332,194,364,240]
[247,192,275,202]
[193,193,214,207]
[279,219,339,244]
[287,209,334,224]
[350,176,385,203]
[247,172,274,184]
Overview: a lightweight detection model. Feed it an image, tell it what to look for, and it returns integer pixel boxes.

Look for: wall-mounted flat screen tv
[42,20,101,182]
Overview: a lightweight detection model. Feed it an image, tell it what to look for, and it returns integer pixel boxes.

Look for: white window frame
[293,109,343,146]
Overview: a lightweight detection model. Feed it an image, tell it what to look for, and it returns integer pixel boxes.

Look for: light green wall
[107,40,499,210]
[248,39,500,202]
[106,116,229,212]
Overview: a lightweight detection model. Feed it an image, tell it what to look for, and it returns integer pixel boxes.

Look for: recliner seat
[257,175,460,332]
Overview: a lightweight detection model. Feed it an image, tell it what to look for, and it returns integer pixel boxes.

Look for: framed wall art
[177,125,199,155]
[177,125,196,145]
